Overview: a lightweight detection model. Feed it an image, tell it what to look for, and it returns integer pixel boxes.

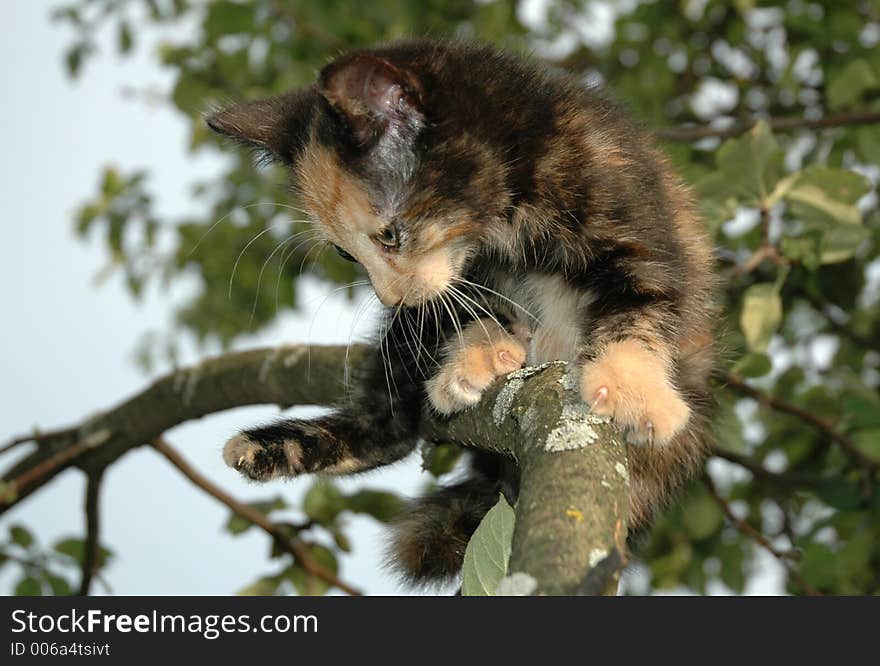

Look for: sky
[0,0,786,596]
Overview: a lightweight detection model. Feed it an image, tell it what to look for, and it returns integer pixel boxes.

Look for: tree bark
[2,346,629,595]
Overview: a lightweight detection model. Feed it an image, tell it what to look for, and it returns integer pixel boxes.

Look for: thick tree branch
[151,437,362,596]
[423,362,630,595]
[1,345,363,513]
[3,347,630,595]
[658,109,880,141]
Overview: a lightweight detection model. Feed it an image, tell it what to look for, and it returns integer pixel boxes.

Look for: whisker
[227,224,282,301]
[452,277,539,322]
[188,201,313,258]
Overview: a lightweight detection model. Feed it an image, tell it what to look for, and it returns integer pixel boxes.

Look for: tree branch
[1,345,363,513]
[422,362,630,595]
[703,474,820,596]
[78,469,104,596]
[151,437,362,596]
[3,347,630,595]
[657,109,880,141]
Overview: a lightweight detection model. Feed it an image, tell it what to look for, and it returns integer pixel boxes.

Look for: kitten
[208,39,717,585]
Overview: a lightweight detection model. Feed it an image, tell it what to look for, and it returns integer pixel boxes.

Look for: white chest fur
[494,273,590,365]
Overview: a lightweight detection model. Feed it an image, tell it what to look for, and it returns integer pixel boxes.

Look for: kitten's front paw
[222,434,305,481]
[580,340,690,445]
[427,332,526,415]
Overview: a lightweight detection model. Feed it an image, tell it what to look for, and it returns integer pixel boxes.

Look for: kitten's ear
[206,89,315,163]
[318,55,425,145]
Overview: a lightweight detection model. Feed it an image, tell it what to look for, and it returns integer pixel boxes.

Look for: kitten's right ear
[318,54,425,146]
[206,89,316,164]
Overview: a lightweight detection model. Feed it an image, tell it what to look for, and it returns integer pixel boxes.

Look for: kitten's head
[208,42,507,307]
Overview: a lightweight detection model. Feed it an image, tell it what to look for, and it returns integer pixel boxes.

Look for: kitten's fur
[208,39,716,586]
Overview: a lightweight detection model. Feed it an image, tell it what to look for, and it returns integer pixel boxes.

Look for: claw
[236,455,246,470]
[590,386,609,411]
[645,420,654,446]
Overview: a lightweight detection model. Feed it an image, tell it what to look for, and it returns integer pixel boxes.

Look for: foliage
[40,0,880,594]
[1,523,113,595]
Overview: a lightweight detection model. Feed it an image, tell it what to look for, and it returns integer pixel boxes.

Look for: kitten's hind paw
[222,434,304,481]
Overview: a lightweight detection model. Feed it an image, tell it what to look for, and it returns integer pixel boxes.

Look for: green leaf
[818,224,870,265]
[204,1,256,38]
[732,352,772,378]
[422,443,464,477]
[784,167,871,227]
[740,283,783,352]
[852,428,880,463]
[9,525,34,548]
[302,482,346,525]
[53,538,112,568]
[817,479,862,511]
[117,22,133,54]
[15,577,43,596]
[681,489,724,540]
[225,496,287,535]
[799,543,837,590]
[237,576,281,596]
[345,490,405,523]
[461,495,515,596]
[286,545,338,596]
[47,575,72,596]
[827,59,880,110]
[714,121,784,205]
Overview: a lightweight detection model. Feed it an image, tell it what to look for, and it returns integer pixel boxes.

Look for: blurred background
[1,0,878,596]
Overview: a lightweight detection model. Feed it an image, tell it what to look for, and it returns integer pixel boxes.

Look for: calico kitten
[208,39,717,585]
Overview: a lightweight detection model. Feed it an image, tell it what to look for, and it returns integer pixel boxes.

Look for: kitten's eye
[334,245,358,263]
[375,225,399,250]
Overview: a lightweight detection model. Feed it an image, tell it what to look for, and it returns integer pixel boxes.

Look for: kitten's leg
[223,317,430,482]
[426,318,527,415]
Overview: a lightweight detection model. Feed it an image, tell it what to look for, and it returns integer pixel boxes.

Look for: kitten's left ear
[318,54,425,145]
[206,88,316,163]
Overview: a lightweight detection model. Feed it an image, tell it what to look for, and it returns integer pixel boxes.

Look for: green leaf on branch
[784,167,871,227]
[52,538,113,569]
[740,283,783,352]
[681,488,724,541]
[225,496,287,535]
[14,577,43,596]
[345,490,406,523]
[827,59,880,110]
[9,525,34,548]
[732,352,772,378]
[461,494,515,596]
[286,545,338,596]
[422,443,464,477]
[302,482,346,525]
[706,121,784,206]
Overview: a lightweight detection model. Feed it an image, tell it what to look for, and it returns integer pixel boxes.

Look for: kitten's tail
[386,453,517,587]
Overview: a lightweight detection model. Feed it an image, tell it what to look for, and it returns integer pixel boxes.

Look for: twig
[712,449,822,488]
[722,372,877,472]
[658,109,880,141]
[151,437,362,596]
[1,431,110,511]
[703,475,820,596]
[78,469,104,596]
[1,426,78,456]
